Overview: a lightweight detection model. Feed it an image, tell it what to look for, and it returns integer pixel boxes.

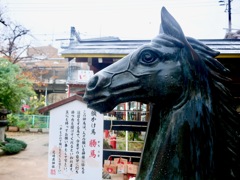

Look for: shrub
[17,120,27,129]
[7,114,19,126]
[39,123,47,128]
[5,138,27,149]
[1,143,23,155]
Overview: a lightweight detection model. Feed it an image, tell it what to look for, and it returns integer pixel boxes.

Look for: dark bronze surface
[84,7,240,179]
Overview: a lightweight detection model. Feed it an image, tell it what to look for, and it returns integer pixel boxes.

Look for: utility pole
[219,0,232,33]
[228,0,232,33]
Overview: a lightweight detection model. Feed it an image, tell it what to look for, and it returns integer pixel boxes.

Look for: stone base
[19,128,27,132]
[41,128,49,133]
[8,126,19,132]
[0,127,5,142]
[29,128,39,133]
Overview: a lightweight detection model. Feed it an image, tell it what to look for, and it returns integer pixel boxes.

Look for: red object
[104,130,109,139]
[127,174,136,179]
[21,104,30,112]
[110,136,117,149]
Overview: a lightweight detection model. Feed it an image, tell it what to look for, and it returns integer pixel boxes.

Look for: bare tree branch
[12,44,31,64]
[0,4,7,26]
[0,22,32,63]
[0,19,7,26]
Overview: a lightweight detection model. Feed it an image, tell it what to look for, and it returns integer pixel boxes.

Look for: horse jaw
[83,55,144,113]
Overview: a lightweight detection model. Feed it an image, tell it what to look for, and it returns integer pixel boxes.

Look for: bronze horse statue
[84,7,240,179]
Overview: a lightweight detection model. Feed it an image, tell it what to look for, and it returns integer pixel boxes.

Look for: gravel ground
[0,132,57,180]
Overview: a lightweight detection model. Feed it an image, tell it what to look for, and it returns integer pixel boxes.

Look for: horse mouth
[83,93,110,111]
[85,96,108,107]
[84,72,142,113]
[84,83,141,113]
[110,80,140,91]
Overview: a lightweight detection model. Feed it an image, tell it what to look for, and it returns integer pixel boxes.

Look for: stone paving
[0,132,60,180]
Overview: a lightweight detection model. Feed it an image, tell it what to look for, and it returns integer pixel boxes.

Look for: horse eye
[140,50,158,64]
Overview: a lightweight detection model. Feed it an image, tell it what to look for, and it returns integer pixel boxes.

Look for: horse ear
[160,7,200,66]
[160,7,187,43]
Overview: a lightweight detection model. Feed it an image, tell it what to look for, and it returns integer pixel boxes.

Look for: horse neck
[138,95,217,179]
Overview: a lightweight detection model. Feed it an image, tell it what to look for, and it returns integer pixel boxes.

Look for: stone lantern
[0,108,10,142]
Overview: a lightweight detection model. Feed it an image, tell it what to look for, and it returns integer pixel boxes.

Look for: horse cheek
[155,68,184,103]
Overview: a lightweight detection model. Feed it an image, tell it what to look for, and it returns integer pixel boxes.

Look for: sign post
[47,99,103,179]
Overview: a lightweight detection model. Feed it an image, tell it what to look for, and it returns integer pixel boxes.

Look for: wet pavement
[0,132,56,180]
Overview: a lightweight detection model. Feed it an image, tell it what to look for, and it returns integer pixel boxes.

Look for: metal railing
[15,114,50,128]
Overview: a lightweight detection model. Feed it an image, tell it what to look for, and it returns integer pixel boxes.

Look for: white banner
[48,100,103,179]
[77,70,94,83]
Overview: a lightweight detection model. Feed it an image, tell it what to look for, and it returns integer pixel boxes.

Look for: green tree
[0,58,35,112]
[24,95,45,115]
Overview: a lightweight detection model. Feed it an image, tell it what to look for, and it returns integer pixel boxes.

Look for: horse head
[84,7,240,179]
[84,7,198,113]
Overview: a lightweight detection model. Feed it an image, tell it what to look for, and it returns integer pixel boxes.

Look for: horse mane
[143,34,240,178]
[184,37,240,178]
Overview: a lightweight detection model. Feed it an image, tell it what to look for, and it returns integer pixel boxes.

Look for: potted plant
[29,119,39,133]
[29,124,39,132]
[17,120,27,132]
[7,114,19,132]
[40,123,49,133]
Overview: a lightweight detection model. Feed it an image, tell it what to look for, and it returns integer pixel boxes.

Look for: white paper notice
[48,100,103,180]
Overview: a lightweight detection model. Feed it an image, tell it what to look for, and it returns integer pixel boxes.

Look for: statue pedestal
[0,120,8,142]
[0,108,10,142]
[0,127,6,142]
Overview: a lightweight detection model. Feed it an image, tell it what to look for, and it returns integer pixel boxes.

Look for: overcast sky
[2,0,240,49]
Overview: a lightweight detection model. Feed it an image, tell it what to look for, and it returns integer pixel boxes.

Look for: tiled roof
[39,95,84,113]
[28,45,60,58]
[62,40,149,56]
[61,39,240,57]
[201,39,240,54]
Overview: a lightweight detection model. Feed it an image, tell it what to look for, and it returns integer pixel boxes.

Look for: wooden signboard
[47,98,103,179]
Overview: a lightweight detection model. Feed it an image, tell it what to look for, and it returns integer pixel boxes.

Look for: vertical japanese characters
[49,106,103,179]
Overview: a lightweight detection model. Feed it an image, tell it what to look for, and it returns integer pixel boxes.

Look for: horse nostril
[87,75,99,90]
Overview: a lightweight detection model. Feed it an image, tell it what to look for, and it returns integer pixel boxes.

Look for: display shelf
[104,120,148,131]
[103,149,142,164]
